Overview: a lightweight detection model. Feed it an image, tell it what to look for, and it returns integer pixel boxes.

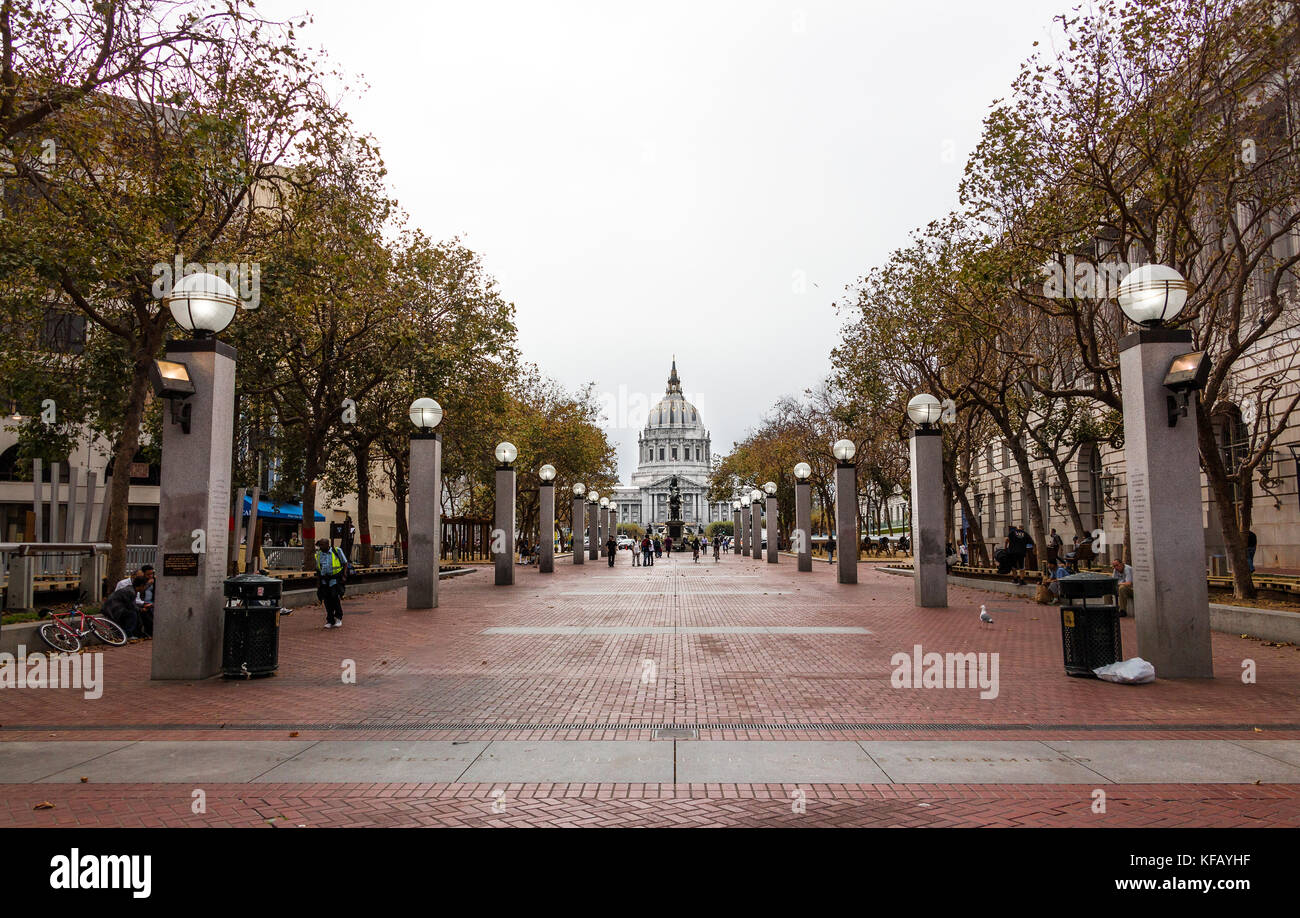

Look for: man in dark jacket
[101,574,148,638]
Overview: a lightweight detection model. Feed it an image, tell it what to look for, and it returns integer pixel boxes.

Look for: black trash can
[222,573,282,678]
[1058,571,1122,678]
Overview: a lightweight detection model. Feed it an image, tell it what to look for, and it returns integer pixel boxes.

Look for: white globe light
[1117,264,1190,326]
[763,481,777,495]
[793,462,812,480]
[409,397,443,430]
[600,497,609,508]
[732,501,741,510]
[588,490,599,502]
[539,464,556,481]
[572,482,586,496]
[494,441,518,465]
[833,439,857,462]
[165,271,239,337]
[906,393,942,427]
[741,495,751,507]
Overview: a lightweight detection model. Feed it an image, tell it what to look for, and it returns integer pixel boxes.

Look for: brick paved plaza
[3,554,1300,827]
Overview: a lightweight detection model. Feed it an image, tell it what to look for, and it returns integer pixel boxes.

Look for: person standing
[606,533,617,567]
[692,537,700,563]
[632,536,641,566]
[315,538,349,629]
[1047,528,1064,567]
[713,536,721,561]
[826,533,836,566]
[1003,524,1029,584]
[665,535,673,558]
[642,535,653,567]
[654,536,662,559]
[341,514,356,563]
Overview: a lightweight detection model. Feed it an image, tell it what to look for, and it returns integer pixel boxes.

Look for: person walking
[315,538,350,629]
[826,533,836,566]
[665,535,673,558]
[606,533,617,567]
[692,537,700,563]
[633,537,641,566]
[654,537,662,559]
[713,537,721,562]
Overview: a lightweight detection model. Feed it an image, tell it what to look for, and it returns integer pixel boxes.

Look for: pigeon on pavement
[979,605,994,628]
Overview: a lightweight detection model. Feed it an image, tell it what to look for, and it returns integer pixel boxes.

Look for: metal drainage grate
[654,727,698,740]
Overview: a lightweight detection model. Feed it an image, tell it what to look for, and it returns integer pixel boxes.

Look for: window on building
[39,309,87,354]
[671,447,678,460]
[658,448,664,461]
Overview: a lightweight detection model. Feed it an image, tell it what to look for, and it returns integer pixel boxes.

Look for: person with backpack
[315,539,350,629]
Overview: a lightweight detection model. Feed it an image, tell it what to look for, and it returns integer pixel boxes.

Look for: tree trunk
[392,457,409,565]
[1041,447,1086,537]
[1196,405,1254,599]
[105,358,152,582]
[945,465,988,566]
[353,438,372,566]
[1006,432,1048,572]
[300,457,320,571]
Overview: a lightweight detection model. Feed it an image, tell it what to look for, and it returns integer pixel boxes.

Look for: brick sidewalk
[4,554,1300,826]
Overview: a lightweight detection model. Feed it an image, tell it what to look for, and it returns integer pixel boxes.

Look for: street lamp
[762,482,778,564]
[906,394,943,429]
[538,464,557,573]
[571,482,586,565]
[1117,265,1191,327]
[493,442,516,586]
[409,397,443,430]
[831,440,857,584]
[151,267,250,678]
[408,397,444,609]
[164,272,240,339]
[793,463,812,571]
[494,441,518,466]
[1117,265,1213,676]
[908,393,946,606]
[587,490,600,561]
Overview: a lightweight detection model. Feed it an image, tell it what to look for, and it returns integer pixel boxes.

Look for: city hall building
[611,361,732,535]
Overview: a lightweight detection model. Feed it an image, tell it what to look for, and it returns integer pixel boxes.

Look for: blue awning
[242,495,325,522]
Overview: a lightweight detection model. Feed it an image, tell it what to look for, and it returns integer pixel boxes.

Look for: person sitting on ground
[1110,558,1134,617]
[1044,560,1070,601]
[101,574,148,639]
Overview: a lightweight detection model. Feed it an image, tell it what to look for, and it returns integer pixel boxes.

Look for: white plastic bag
[1093,657,1156,684]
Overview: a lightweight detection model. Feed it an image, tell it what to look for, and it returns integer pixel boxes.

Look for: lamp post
[539,464,556,573]
[794,462,812,571]
[587,490,600,562]
[749,488,763,560]
[572,483,586,565]
[907,393,947,608]
[494,441,517,586]
[763,481,779,564]
[151,273,240,680]
[732,500,743,558]
[598,496,609,557]
[739,495,750,558]
[832,439,858,584]
[407,397,444,609]
[1117,264,1212,677]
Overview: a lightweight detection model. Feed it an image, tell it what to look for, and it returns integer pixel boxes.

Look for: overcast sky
[260,0,1064,482]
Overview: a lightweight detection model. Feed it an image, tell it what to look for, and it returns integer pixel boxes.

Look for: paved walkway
[4,552,1300,826]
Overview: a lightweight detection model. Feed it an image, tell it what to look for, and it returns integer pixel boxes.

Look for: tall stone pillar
[152,339,236,680]
[733,508,742,557]
[766,496,779,564]
[539,481,555,573]
[573,495,585,564]
[835,462,858,585]
[909,428,947,607]
[738,504,748,556]
[587,500,599,561]
[796,480,812,572]
[1119,328,1213,678]
[494,465,515,586]
[751,500,763,559]
[408,432,441,608]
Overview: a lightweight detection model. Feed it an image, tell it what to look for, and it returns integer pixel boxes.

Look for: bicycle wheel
[88,616,128,646]
[39,622,81,653]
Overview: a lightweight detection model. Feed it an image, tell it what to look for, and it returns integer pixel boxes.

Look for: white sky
[259,0,1063,482]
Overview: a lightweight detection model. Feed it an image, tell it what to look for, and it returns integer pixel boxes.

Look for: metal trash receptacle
[222,573,282,678]
[1058,572,1121,678]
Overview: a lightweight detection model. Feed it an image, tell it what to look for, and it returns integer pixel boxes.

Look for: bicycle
[37,596,128,653]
